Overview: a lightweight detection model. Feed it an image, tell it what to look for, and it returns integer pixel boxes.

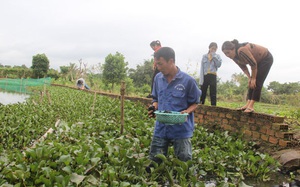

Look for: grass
[216,101,298,118]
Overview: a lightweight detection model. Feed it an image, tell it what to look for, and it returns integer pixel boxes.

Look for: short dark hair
[150,40,161,47]
[154,47,175,62]
[77,80,83,84]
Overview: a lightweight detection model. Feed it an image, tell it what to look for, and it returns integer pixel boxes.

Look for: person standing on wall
[147,40,162,98]
[222,39,273,113]
[199,42,222,106]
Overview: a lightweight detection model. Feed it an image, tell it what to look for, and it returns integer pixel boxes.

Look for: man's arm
[181,103,198,114]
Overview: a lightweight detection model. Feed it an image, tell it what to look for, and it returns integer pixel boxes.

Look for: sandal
[244,108,254,113]
[236,107,247,111]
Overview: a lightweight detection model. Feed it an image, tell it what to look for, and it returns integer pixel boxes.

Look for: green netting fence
[0,77,52,94]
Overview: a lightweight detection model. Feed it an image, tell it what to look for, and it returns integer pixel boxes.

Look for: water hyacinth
[0,86,281,186]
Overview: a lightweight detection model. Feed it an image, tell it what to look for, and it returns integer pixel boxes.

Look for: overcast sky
[1,0,299,85]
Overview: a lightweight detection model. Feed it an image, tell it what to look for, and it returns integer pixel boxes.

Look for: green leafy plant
[0,86,282,186]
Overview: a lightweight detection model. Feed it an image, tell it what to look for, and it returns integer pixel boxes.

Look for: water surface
[0,91,30,105]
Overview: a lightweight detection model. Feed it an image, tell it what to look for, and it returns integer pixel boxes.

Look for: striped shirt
[234,43,269,72]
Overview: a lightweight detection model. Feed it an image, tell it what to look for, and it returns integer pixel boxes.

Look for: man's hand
[181,110,189,114]
[148,105,156,118]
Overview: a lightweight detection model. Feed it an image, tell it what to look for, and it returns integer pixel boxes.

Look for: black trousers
[247,51,273,101]
[200,74,217,106]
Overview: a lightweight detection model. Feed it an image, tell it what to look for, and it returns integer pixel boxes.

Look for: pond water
[244,173,293,187]
[0,91,30,105]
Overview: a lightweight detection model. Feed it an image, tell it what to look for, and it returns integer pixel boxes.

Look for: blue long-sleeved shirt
[152,68,201,139]
[199,53,222,85]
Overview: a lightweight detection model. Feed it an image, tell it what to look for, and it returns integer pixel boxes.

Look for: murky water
[0,91,30,105]
[244,173,292,187]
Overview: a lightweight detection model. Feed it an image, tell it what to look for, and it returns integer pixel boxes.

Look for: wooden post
[40,91,44,103]
[5,76,7,91]
[23,78,27,94]
[44,81,46,93]
[40,80,47,103]
[91,91,97,116]
[120,81,125,134]
[46,90,52,105]
[20,78,22,93]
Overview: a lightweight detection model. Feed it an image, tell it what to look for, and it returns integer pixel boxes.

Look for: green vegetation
[0,77,51,94]
[102,52,128,90]
[0,86,281,186]
[0,50,299,186]
[31,53,50,78]
[0,66,33,78]
[217,101,300,119]
[1,53,299,108]
[1,55,299,122]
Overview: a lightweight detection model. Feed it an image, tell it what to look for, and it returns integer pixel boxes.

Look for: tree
[68,63,78,81]
[102,52,128,90]
[60,66,69,75]
[268,81,300,95]
[217,73,249,102]
[31,53,50,78]
[218,80,239,101]
[60,63,80,81]
[231,73,248,97]
[128,59,153,87]
[267,81,282,94]
[47,68,60,80]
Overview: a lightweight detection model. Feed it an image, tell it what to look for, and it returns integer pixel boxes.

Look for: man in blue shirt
[148,47,201,164]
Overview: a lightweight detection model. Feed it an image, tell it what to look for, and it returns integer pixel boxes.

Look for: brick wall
[194,105,294,148]
[119,94,294,148]
[123,96,295,148]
